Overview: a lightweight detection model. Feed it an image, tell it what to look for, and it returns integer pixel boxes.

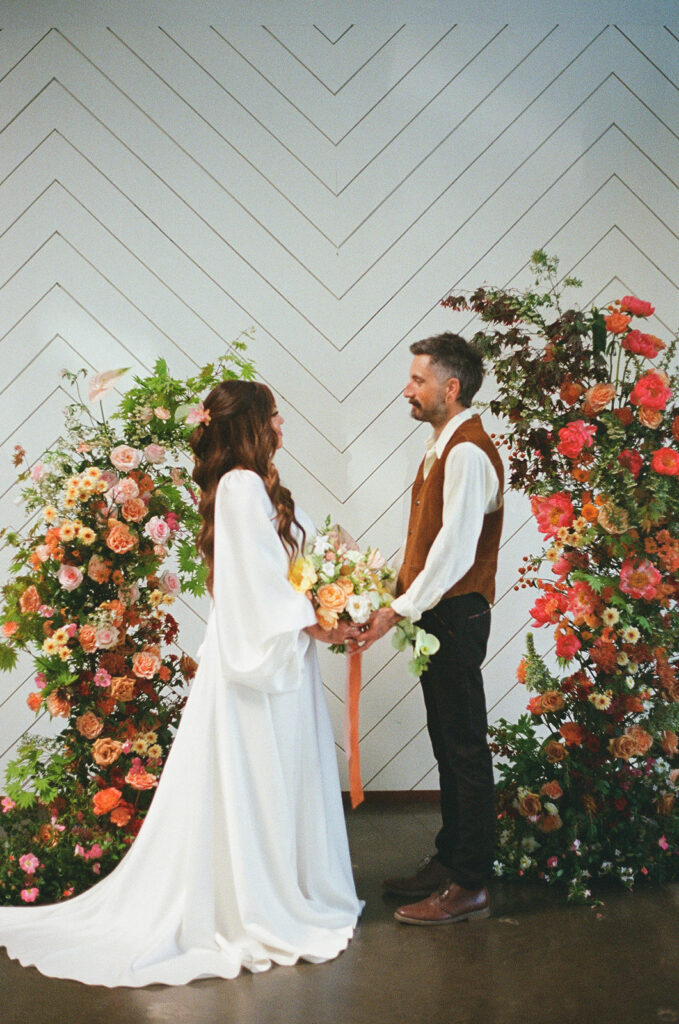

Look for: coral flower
[531,493,574,538]
[629,372,673,411]
[620,295,655,317]
[650,448,679,476]
[554,630,581,661]
[556,420,597,459]
[619,558,662,601]
[92,787,122,816]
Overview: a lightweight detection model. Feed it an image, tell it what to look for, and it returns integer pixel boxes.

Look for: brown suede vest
[396,415,504,606]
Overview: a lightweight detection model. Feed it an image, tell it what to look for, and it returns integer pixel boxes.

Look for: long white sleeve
[390,442,500,622]
[211,470,316,692]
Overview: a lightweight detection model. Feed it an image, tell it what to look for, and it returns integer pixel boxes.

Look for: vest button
[415,500,420,506]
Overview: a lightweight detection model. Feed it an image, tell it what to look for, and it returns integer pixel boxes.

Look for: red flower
[650,448,679,477]
[530,589,567,626]
[620,295,655,317]
[622,330,663,359]
[557,420,597,459]
[629,372,673,411]
[560,722,586,746]
[531,492,574,538]
[555,631,581,661]
[617,449,643,477]
[619,558,662,601]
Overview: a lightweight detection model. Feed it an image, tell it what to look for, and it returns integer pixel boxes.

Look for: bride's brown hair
[190,380,305,593]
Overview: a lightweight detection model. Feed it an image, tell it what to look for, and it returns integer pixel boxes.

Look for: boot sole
[394,905,491,926]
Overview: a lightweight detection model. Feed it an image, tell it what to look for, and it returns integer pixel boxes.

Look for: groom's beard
[409,401,424,419]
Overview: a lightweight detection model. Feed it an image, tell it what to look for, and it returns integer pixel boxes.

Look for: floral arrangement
[444,252,679,901]
[289,519,440,676]
[0,337,254,905]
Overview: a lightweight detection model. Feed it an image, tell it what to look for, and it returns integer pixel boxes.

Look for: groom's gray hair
[410,332,484,407]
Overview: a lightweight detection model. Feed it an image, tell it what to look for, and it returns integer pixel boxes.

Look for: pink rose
[154,407,171,420]
[110,445,142,472]
[159,571,180,596]
[34,545,51,562]
[30,462,45,482]
[556,420,597,459]
[95,625,119,650]
[57,565,84,592]
[144,516,171,545]
[111,477,139,503]
[21,888,39,903]
[19,853,40,874]
[144,443,166,464]
[186,403,210,425]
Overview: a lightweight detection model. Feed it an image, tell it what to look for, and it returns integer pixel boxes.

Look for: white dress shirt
[390,407,502,623]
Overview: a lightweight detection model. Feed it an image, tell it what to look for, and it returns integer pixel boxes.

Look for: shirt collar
[425,406,476,460]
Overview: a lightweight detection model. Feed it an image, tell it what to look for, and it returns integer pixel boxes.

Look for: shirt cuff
[390,594,421,623]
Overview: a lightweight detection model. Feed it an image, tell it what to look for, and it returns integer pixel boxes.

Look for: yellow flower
[42,636,60,654]
[149,589,164,606]
[43,505,58,523]
[96,480,109,493]
[146,744,163,759]
[601,607,619,627]
[131,737,148,754]
[289,557,318,593]
[59,522,77,542]
[58,647,71,661]
[85,467,101,480]
[588,690,613,711]
[63,496,77,509]
[78,526,96,545]
[52,627,69,645]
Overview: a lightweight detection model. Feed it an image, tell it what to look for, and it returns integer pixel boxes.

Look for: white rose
[57,565,83,591]
[110,445,142,472]
[345,593,371,624]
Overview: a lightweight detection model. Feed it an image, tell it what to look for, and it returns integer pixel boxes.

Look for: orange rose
[109,802,133,827]
[124,768,158,791]
[316,583,348,613]
[626,725,653,755]
[110,676,136,701]
[179,653,198,681]
[336,577,355,596]
[132,647,162,679]
[540,780,563,800]
[582,382,616,416]
[661,730,678,756]
[518,792,542,818]
[638,407,663,429]
[540,690,565,713]
[106,522,136,555]
[92,737,123,766]
[19,585,41,614]
[605,312,631,333]
[545,740,569,763]
[316,606,338,631]
[75,711,104,739]
[26,691,43,712]
[608,734,638,760]
[79,624,98,653]
[121,498,147,523]
[92,787,122,815]
[581,503,599,523]
[559,380,584,406]
[87,554,112,584]
[46,691,71,718]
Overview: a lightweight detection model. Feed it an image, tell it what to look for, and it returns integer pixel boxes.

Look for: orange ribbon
[345,651,364,808]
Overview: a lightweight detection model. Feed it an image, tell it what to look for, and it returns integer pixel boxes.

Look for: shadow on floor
[2,802,678,1024]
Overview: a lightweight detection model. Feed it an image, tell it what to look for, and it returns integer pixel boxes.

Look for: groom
[360,332,503,924]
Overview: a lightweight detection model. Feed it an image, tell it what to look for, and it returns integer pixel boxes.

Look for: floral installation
[443,252,679,901]
[0,335,254,905]
[289,518,440,677]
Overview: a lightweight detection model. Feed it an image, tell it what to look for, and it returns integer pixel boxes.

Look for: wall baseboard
[342,790,439,807]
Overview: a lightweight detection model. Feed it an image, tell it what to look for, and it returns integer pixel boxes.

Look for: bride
[0,379,363,986]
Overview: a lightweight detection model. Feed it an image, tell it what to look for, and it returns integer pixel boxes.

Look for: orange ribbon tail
[345,651,364,809]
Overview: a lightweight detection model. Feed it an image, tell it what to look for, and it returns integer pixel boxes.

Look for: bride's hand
[304,619,362,647]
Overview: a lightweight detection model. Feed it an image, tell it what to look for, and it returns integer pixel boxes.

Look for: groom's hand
[355,607,402,651]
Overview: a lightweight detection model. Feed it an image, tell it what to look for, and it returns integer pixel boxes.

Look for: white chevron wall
[1,0,678,790]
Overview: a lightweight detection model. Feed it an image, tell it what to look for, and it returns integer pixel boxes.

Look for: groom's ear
[445,377,461,404]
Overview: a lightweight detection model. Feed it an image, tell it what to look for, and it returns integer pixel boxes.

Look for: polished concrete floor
[2,802,678,1024]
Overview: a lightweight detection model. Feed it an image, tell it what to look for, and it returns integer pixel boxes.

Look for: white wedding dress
[0,470,362,986]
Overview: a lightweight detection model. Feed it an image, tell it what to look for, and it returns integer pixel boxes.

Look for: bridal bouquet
[289,518,439,677]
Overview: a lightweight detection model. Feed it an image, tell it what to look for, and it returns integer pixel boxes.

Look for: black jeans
[419,592,494,891]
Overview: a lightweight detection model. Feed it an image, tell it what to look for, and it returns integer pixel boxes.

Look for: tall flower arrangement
[444,253,679,900]
[0,338,254,905]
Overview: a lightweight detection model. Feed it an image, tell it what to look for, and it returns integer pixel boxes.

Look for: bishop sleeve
[211,470,317,693]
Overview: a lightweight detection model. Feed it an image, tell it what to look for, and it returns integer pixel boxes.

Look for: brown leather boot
[383,855,452,898]
[394,882,490,925]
